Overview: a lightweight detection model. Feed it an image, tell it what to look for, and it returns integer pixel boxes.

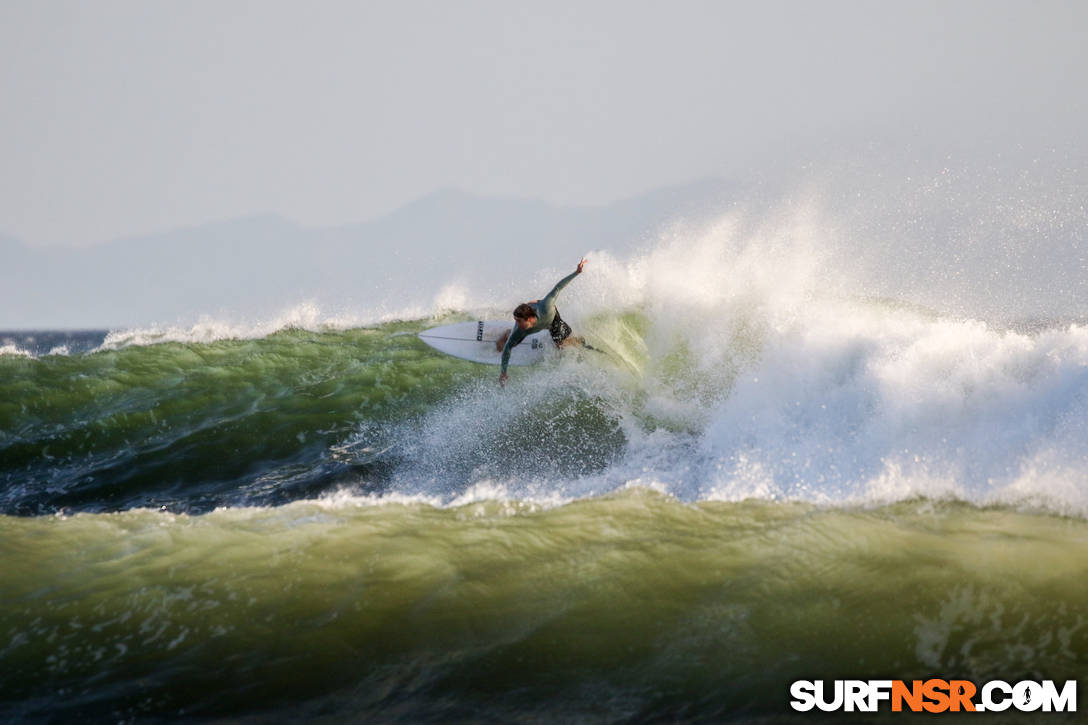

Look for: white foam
[0,343,33,358]
[691,306,1088,508]
[93,301,440,350]
[364,205,1088,517]
[273,484,568,514]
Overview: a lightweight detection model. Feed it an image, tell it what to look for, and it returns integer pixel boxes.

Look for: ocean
[2,220,1087,723]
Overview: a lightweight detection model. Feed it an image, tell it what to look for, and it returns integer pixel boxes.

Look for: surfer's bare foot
[558,336,585,349]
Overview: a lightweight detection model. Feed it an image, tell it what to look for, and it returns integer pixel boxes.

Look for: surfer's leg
[495,330,511,352]
[557,335,584,349]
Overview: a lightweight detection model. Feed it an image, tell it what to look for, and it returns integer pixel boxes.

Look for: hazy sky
[2,0,1085,246]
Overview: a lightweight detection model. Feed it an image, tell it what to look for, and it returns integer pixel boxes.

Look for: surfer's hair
[513,304,536,320]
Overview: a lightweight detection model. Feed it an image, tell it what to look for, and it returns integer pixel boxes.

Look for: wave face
[3,212,1088,721]
[3,497,1086,723]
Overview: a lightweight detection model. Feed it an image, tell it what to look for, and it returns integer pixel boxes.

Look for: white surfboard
[417,320,555,366]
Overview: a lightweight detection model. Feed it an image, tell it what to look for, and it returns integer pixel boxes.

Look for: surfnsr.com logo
[790,679,1077,713]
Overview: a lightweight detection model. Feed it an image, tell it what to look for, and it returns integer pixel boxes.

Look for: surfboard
[417,320,555,366]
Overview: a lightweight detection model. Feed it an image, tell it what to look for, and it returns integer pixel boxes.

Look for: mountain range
[0,179,737,329]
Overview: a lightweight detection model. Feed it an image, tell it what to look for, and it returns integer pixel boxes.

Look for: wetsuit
[500,269,579,375]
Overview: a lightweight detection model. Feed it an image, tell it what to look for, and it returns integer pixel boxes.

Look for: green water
[3,491,1085,722]
[0,324,486,513]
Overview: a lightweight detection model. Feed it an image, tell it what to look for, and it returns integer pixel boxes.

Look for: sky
[1,0,1086,247]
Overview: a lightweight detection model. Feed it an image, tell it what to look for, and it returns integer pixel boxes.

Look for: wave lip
[0,342,33,358]
[0,330,107,358]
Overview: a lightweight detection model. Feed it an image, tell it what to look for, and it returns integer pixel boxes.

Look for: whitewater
[2,200,1087,722]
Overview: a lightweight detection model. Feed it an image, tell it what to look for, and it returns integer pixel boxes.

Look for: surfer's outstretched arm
[499,324,525,385]
[537,258,587,321]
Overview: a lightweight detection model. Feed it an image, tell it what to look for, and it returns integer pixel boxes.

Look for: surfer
[497,257,587,386]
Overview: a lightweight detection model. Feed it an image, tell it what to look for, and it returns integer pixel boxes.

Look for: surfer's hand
[576,257,587,274]
[499,372,508,387]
